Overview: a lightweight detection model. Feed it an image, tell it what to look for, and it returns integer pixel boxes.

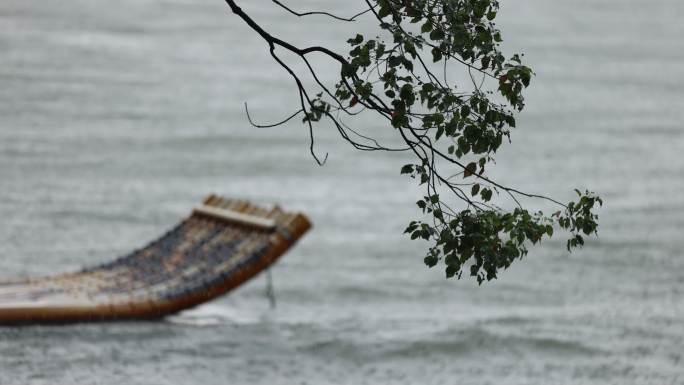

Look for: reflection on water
[1,1,683,384]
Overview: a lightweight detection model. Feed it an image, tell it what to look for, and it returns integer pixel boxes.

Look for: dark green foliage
[226,0,602,283]
[331,0,602,283]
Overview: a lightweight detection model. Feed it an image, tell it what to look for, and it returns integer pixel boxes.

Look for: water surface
[0,1,683,384]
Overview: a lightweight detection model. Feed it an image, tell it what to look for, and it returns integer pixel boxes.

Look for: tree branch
[271,0,373,22]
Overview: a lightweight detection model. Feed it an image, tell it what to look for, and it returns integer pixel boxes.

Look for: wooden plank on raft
[192,204,277,230]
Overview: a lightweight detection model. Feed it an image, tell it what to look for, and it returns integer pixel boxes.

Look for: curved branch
[245,103,303,128]
[272,0,373,22]
[224,0,348,66]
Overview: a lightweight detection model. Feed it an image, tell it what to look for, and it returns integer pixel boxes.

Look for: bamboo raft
[0,195,311,324]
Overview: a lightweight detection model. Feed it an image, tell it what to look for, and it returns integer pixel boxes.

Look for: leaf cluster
[226,0,603,283]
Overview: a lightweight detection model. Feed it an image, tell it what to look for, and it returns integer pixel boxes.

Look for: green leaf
[378,2,391,18]
[348,34,364,45]
[481,188,493,201]
[431,47,442,62]
[424,255,438,267]
[400,164,414,174]
[436,126,444,140]
[429,28,445,41]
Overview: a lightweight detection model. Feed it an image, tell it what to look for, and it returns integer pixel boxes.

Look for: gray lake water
[1,1,683,384]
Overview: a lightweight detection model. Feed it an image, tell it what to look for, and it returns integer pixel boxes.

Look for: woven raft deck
[0,195,311,324]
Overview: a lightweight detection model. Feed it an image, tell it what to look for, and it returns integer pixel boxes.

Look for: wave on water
[166,303,264,326]
[296,320,604,364]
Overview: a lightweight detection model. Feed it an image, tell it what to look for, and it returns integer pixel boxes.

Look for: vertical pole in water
[266,268,276,309]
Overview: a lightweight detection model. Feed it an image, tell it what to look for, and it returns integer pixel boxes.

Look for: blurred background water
[1,1,683,384]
